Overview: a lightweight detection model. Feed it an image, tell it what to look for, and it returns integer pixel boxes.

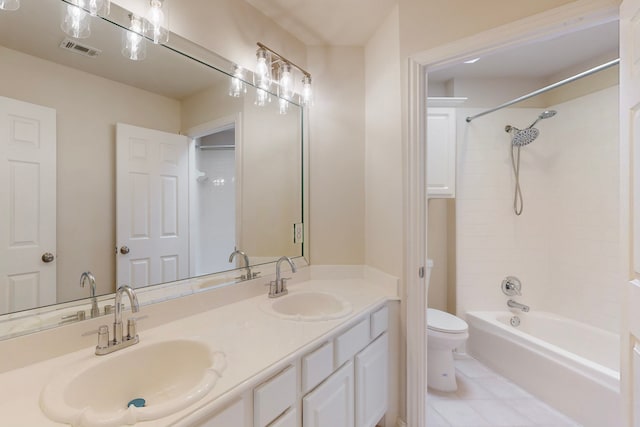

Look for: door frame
[186,113,243,276]
[404,1,620,426]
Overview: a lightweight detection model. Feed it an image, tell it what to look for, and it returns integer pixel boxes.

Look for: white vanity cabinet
[303,304,390,427]
[194,303,391,427]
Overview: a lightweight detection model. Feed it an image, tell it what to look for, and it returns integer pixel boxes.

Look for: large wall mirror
[0,0,307,334]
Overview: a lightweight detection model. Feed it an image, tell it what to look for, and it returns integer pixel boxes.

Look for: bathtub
[466,311,621,427]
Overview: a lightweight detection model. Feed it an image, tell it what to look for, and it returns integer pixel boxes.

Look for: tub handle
[502,276,522,296]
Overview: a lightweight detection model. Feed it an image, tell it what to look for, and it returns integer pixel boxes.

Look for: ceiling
[428,20,619,85]
[245,0,398,46]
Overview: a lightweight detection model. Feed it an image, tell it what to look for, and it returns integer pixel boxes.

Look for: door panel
[116,123,189,288]
[0,96,56,313]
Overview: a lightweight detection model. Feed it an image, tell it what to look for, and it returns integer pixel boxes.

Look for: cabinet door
[426,107,456,198]
[303,360,354,427]
[355,333,388,427]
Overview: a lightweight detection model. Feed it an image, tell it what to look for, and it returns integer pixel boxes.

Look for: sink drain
[127,398,146,408]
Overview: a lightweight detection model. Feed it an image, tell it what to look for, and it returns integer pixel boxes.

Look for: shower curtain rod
[465,58,620,123]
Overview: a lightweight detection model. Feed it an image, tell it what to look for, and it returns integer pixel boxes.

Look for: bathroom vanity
[0,267,400,426]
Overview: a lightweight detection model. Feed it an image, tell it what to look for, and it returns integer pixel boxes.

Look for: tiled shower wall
[456,86,621,333]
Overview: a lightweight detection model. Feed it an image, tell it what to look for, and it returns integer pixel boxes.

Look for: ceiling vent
[59,38,102,58]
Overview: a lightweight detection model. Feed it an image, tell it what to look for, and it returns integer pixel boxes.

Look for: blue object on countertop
[127,398,146,408]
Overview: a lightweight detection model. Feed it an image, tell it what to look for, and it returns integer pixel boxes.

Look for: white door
[355,333,388,427]
[303,360,354,427]
[116,123,189,288]
[622,0,640,424]
[0,96,56,314]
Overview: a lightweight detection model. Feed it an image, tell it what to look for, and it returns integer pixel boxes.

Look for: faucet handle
[97,325,109,350]
[501,276,522,296]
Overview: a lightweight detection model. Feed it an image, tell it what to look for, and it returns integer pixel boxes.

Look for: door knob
[120,246,130,255]
[41,252,55,263]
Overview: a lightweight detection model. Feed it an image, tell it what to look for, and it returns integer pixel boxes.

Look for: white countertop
[0,274,397,426]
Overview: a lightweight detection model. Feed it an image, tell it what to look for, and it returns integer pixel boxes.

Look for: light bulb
[144,0,169,44]
[255,48,271,90]
[0,0,20,11]
[228,66,246,98]
[279,62,293,100]
[301,75,313,106]
[61,1,91,39]
[122,14,146,61]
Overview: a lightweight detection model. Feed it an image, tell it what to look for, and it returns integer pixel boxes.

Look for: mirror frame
[0,0,310,340]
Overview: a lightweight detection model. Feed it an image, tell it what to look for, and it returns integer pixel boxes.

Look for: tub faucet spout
[507,299,530,312]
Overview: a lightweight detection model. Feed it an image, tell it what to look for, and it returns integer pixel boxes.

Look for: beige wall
[307,46,366,265]
[365,5,403,279]
[0,46,181,302]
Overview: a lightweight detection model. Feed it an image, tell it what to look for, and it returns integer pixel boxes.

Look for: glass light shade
[228,66,246,98]
[122,15,146,61]
[61,1,91,39]
[278,98,289,115]
[301,75,313,106]
[278,62,293,100]
[255,88,271,107]
[144,0,169,44]
[255,48,271,91]
[0,0,20,11]
[85,0,110,17]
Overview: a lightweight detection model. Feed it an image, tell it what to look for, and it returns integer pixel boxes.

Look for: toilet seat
[427,308,468,334]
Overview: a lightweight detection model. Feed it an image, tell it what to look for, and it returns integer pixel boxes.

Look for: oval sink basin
[40,339,226,427]
[262,291,352,321]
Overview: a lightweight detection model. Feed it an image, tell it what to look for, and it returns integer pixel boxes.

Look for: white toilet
[426,260,469,392]
[427,308,469,392]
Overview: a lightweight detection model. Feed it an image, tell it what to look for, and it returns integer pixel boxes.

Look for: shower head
[506,126,540,146]
[527,109,557,129]
[505,110,557,146]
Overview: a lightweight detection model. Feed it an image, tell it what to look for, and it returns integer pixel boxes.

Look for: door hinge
[418,266,425,278]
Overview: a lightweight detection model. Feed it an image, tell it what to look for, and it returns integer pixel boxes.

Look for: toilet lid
[427,308,468,333]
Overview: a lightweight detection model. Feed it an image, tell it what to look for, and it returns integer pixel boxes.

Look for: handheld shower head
[527,109,557,129]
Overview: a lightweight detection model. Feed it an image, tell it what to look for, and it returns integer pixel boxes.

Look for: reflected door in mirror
[116,123,189,288]
[0,96,57,314]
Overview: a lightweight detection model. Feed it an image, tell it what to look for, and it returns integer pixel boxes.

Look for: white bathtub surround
[427,355,581,427]
[0,266,400,425]
[466,310,621,427]
[456,86,621,334]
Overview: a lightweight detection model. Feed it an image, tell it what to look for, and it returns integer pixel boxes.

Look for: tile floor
[427,355,582,427]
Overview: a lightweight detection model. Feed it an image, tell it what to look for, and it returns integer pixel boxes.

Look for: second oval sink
[262,291,352,321]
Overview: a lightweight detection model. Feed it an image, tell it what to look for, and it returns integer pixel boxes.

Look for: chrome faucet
[229,249,259,280]
[269,256,297,298]
[507,299,530,312]
[95,285,140,355]
[80,271,100,318]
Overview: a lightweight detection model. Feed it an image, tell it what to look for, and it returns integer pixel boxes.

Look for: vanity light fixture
[122,14,146,61]
[0,0,19,11]
[144,0,169,45]
[61,0,91,39]
[254,42,313,109]
[229,65,247,98]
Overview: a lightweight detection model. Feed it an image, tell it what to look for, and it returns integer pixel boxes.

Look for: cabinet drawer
[268,408,297,427]
[302,341,334,394]
[254,365,297,427]
[370,305,388,339]
[334,317,370,367]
